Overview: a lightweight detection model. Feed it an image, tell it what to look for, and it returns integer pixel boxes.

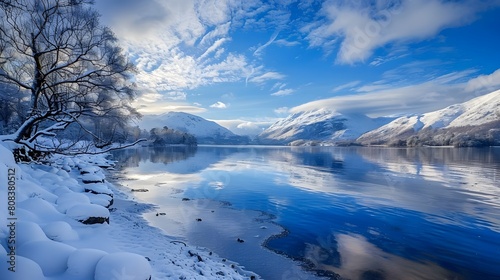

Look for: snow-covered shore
[0,143,258,279]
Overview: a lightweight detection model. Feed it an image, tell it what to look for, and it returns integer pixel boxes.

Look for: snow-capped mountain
[259,108,391,145]
[358,89,500,146]
[139,112,249,144]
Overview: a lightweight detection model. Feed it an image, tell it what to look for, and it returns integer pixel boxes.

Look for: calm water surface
[112,146,500,280]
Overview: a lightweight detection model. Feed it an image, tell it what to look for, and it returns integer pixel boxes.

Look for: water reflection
[305,233,455,280]
[111,146,500,279]
[115,146,198,167]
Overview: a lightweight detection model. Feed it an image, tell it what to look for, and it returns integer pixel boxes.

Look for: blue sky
[95,0,500,135]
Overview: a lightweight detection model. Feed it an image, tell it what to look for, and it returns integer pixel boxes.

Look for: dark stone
[84,188,114,198]
[361,270,385,280]
[105,198,114,208]
[82,179,105,184]
[237,238,245,243]
[79,216,109,224]
[188,250,203,262]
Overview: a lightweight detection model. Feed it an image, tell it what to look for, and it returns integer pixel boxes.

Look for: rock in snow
[81,173,106,184]
[66,204,110,224]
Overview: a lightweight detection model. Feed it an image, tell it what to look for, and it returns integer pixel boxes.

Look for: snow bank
[95,252,152,280]
[0,254,46,280]
[15,221,49,246]
[42,221,79,241]
[0,143,257,279]
[65,249,107,280]
[56,192,91,213]
[18,240,76,276]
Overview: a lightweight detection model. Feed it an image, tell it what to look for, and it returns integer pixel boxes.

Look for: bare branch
[0,0,139,157]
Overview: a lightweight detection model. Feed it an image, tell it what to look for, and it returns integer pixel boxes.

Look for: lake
[111,146,500,280]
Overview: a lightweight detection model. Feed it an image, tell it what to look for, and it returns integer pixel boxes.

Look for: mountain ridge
[139,112,249,144]
[357,89,500,147]
[259,108,392,145]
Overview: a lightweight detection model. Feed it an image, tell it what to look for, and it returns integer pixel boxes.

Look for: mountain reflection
[112,146,198,167]
[305,233,457,280]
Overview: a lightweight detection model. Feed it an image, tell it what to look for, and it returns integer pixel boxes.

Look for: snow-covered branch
[0,0,139,158]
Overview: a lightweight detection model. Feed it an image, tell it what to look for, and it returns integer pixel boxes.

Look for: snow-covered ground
[0,143,259,279]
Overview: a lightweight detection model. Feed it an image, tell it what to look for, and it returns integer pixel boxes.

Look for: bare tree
[0,84,30,134]
[0,0,142,156]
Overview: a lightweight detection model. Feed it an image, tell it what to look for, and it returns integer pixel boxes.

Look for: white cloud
[198,38,230,61]
[237,122,262,134]
[165,91,187,101]
[221,92,235,100]
[249,71,286,84]
[196,0,233,26]
[274,39,300,47]
[356,84,394,93]
[465,68,500,93]
[214,119,274,135]
[271,88,294,96]
[274,107,290,115]
[253,30,280,57]
[133,88,193,114]
[96,0,287,101]
[291,70,493,117]
[135,102,206,115]
[305,0,499,64]
[135,50,249,92]
[94,0,303,95]
[210,101,228,109]
[199,22,231,46]
[332,80,361,92]
[271,82,287,91]
[136,91,163,103]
